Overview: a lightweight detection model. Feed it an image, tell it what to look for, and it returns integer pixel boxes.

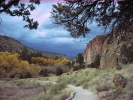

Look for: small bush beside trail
[56,66,63,76]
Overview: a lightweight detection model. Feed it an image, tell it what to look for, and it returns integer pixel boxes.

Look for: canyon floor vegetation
[0,78,72,100]
[46,63,133,100]
[0,61,133,100]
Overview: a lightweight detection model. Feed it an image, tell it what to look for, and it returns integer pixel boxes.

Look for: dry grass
[54,88,72,100]
[52,63,133,99]
[0,77,72,100]
[95,83,111,93]
[2,63,133,100]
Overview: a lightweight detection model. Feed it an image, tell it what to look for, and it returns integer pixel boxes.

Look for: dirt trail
[68,84,98,100]
[37,80,98,100]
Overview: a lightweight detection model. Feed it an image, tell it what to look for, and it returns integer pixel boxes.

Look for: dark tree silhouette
[56,66,63,76]
[0,0,40,29]
[51,0,133,38]
[76,53,84,66]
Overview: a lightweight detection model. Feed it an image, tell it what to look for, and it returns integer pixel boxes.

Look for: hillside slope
[0,35,68,59]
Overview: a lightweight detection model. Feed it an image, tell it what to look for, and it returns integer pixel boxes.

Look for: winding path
[68,85,98,100]
[37,80,98,100]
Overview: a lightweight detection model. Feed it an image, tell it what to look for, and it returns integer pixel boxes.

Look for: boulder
[98,90,114,100]
[113,73,126,88]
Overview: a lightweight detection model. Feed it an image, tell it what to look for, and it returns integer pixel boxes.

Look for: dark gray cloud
[0,3,107,58]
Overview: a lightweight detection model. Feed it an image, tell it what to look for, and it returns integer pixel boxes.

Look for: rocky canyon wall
[84,35,105,65]
[84,31,133,69]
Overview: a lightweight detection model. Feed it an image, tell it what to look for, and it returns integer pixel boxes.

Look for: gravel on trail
[68,84,98,100]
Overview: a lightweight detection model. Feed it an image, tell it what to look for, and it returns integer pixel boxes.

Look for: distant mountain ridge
[0,35,68,59]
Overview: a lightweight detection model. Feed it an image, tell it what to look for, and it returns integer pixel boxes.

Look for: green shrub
[95,83,110,93]
[39,69,48,77]
[94,54,101,68]
[50,84,60,94]
[88,62,95,68]
[82,82,89,89]
[27,92,53,100]
[75,78,86,86]
[114,86,123,95]
[50,81,67,94]
[13,80,24,86]
[79,64,86,69]
[120,43,133,64]
[56,66,63,76]
[76,53,84,66]
[59,81,67,89]
[22,80,39,88]
[87,54,100,68]
[25,72,32,78]
[43,93,53,100]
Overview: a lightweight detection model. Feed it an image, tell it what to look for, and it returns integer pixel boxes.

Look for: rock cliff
[84,30,133,69]
[84,35,105,65]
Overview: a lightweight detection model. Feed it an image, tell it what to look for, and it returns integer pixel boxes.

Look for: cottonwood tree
[0,52,41,78]
[51,0,133,38]
[0,0,40,29]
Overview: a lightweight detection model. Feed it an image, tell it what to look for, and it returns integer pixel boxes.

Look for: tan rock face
[84,31,133,69]
[100,38,120,69]
[84,35,105,65]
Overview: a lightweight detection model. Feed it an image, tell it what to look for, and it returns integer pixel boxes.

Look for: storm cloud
[0,2,107,58]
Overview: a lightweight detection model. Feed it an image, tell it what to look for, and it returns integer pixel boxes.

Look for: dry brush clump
[11,79,40,88]
[50,81,67,94]
[82,82,89,89]
[54,88,72,100]
[95,83,111,93]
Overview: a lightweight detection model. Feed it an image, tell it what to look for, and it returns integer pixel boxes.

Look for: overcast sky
[0,1,107,58]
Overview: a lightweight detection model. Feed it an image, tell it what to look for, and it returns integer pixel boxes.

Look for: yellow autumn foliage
[0,52,41,78]
[69,67,73,75]
[31,57,69,67]
[58,58,68,66]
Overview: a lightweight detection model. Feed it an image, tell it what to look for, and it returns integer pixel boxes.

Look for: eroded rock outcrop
[84,35,105,65]
[84,30,133,69]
